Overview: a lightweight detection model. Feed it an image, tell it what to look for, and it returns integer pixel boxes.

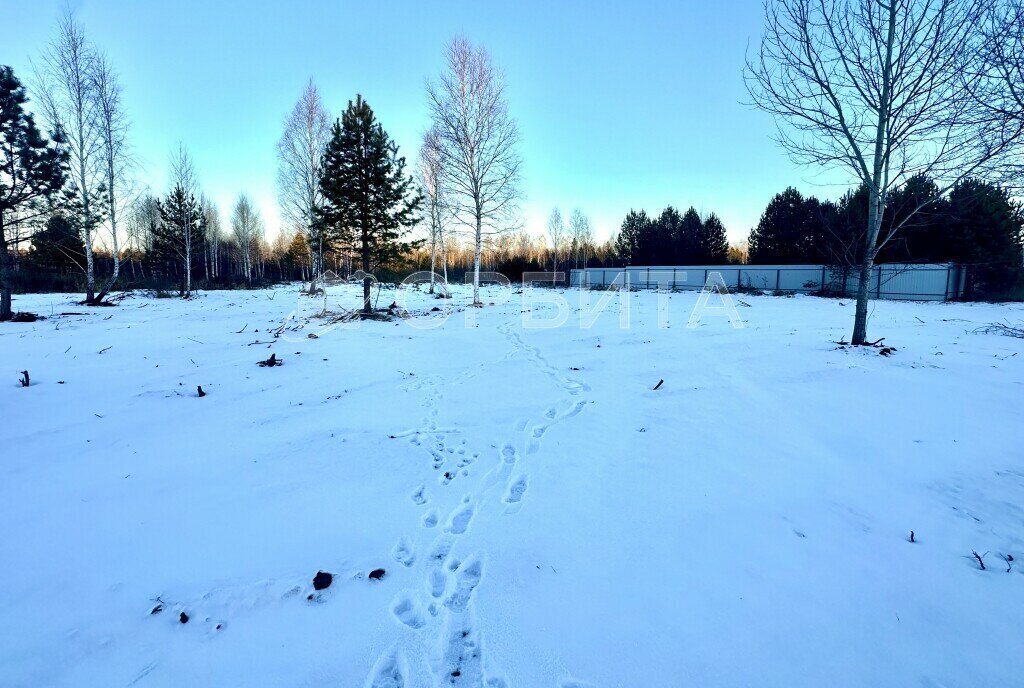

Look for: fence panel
[570,264,963,301]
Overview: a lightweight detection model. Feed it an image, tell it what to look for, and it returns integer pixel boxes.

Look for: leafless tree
[127,193,156,251]
[547,207,565,273]
[36,11,104,304]
[125,192,159,278]
[202,196,222,279]
[168,144,200,295]
[419,127,449,292]
[427,36,522,305]
[231,193,263,284]
[276,79,331,292]
[90,51,132,303]
[978,0,1024,183]
[569,208,594,270]
[746,0,1022,344]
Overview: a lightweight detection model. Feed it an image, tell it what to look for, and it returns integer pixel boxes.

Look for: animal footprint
[422,509,439,528]
[501,443,517,465]
[391,592,426,629]
[445,557,483,612]
[427,534,455,565]
[441,621,483,685]
[504,475,528,504]
[429,568,447,598]
[367,652,406,687]
[410,486,427,506]
[392,537,415,567]
[564,400,586,418]
[446,502,474,535]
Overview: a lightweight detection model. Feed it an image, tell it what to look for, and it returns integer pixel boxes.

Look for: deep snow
[1,284,1022,687]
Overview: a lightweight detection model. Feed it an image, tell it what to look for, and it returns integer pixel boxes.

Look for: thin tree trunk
[472,212,482,305]
[362,235,372,315]
[95,166,120,303]
[184,232,191,297]
[308,236,320,293]
[441,225,448,285]
[851,1,895,346]
[852,249,876,344]
[429,218,437,294]
[0,211,12,320]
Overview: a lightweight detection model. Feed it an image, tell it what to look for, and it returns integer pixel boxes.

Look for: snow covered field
[2,283,1023,688]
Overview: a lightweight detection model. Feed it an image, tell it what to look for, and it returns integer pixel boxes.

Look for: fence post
[776,269,781,290]
[876,266,882,298]
[820,266,826,292]
[673,268,677,290]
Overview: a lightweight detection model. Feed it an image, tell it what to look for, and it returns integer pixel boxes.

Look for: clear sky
[5,0,849,246]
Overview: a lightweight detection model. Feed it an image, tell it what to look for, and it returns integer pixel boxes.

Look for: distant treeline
[609,176,1023,298]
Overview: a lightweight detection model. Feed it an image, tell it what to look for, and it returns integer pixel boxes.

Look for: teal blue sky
[5,0,848,245]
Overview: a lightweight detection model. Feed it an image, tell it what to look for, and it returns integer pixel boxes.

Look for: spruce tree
[0,65,67,319]
[154,185,204,295]
[28,214,84,273]
[676,207,703,264]
[319,95,421,314]
[655,206,682,264]
[749,188,832,264]
[697,213,730,264]
[614,210,648,265]
[285,232,311,278]
[880,174,948,262]
[947,180,1023,295]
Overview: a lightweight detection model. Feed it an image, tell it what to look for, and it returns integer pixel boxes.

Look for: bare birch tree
[125,192,159,278]
[231,193,262,285]
[202,196,222,279]
[277,80,331,293]
[90,51,131,302]
[167,145,200,295]
[419,127,449,293]
[746,0,1022,344]
[569,208,594,270]
[547,207,565,273]
[427,37,522,305]
[36,12,105,304]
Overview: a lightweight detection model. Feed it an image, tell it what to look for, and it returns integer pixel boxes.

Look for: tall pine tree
[696,212,729,264]
[614,210,648,266]
[947,180,1023,295]
[676,207,703,263]
[154,185,204,295]
[28,214,84,273]
[319,95,421,314]
[748,188,833,264]
[0,65,67,319]
[655,206,682,264]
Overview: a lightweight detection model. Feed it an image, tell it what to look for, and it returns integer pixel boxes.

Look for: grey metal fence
[569,263,967,301]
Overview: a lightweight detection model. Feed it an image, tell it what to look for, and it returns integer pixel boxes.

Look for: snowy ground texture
[2,283,1023,688]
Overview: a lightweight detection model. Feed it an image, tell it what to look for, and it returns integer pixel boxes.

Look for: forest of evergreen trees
[745,177,1023,295]
[607,178,1023,297]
